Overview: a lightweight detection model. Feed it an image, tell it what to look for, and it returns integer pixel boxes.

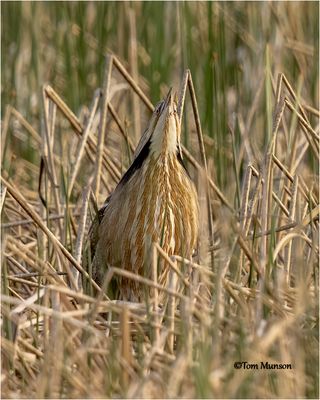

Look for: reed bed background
[1,2,319,398]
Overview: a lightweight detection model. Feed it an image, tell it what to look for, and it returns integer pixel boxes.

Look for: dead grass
[1,3,319,398]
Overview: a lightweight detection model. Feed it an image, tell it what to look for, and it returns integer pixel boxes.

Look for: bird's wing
[83,199,110,270]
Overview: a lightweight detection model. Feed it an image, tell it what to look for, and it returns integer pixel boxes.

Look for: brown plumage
[85,89,199,301]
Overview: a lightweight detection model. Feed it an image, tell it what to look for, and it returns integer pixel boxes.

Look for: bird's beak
[164,87,173,108]
[165,87,172,106]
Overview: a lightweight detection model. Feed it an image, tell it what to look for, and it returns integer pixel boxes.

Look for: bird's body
[86,90,199,301]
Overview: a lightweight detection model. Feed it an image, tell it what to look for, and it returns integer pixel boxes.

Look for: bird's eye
[155,101,163,115]
[154,104,161,115]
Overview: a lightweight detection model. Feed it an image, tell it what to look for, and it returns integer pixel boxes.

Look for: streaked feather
[84,89,199,301]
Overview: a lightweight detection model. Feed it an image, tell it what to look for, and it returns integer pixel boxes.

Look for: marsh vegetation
[1,2,319,398]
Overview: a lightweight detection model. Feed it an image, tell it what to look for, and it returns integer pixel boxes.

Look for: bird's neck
[150,120,179,158]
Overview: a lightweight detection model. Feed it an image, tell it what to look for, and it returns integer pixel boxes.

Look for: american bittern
[85,89,199,301]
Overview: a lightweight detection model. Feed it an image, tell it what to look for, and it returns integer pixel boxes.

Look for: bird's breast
[99,153,199,290]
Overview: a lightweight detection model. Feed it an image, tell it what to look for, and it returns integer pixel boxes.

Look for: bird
[84,88,199,301]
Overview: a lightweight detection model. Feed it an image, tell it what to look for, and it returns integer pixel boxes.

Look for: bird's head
[117,89,183,188]
[149,88,181,157]
[133,88,182,161]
